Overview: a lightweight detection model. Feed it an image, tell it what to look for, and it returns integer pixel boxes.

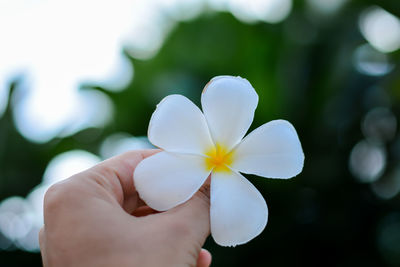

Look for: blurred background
[1,0,400,266]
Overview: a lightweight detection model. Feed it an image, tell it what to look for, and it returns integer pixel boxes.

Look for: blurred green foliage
[1,0,400,266]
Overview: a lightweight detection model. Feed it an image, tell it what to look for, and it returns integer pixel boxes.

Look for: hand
[39,150,212,267]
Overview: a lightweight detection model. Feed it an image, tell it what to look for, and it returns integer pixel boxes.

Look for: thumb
[162,179,211,247]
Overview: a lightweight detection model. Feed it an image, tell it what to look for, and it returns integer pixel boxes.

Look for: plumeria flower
[134,76,304,246]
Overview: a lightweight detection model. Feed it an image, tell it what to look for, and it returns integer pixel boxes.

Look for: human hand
[39,150,212,267]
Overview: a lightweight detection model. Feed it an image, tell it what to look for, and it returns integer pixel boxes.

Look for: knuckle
[93,166,118,190]
[94,164,115,179]
[43,182,69,213]
[89,166,124,203]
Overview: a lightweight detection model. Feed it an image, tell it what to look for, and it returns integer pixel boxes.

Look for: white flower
[134,75,304,246]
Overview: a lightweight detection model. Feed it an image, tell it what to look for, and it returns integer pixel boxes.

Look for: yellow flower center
[204,143,234,173]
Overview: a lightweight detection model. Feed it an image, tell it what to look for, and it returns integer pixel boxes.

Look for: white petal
[232,120,304,179]
[201,76,258,150]
[210,170,268,246]
[148,94,214,155]
[134,152,210,211]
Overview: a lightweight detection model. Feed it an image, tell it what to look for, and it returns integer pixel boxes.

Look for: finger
[39,227,48,267]
[162,178,211,246]
[80,149,160,212]
[197,248,212,267]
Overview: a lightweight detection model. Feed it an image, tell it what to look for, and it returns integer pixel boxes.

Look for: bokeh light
[371,167,400,199]
[349,140,386,183]
[353,44,394,76]
[0,197,32,241]
[12,85,114,143]
[42,150,101,185]
[359,6,400,53]
[100,133,153,159]
[362,107,397,143]
[228,0,292,24]
[0,0,149,142]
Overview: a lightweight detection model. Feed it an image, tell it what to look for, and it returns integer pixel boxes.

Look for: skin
[39,149,212,267]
